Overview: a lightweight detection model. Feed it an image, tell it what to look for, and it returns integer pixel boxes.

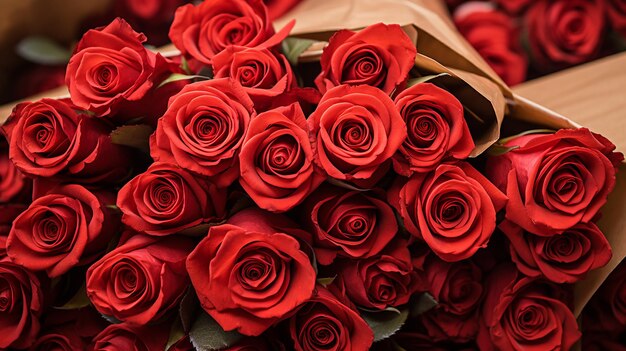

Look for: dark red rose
[607,0,626,36]
[337,239,419,310]
[213,46,296,110]
[150,79,255,187]
[13,65,66,100]
[315,23,416,95]
[186,208,316,336]
[302,185,398,265]
[583,260,626,334]
[493,0,532,14]
[117,162,227,236]
[393,82,474,175]
[28,333,86,351]
[478,264,580,351]
[486,128,623,236]
[0,257,44,349]
[87,234,193,325]
[501,219,611,283]
[0,136,30,203]
[30,307,107,351]
[390,162,507,261]
[239,103,324,212]
[0,204,27,257]
[289,286,374,351]
[2,98,134,183]
[582,332,626,351]
[7,184,119,277]
[169,0,275,66]
[454,2,528,85]
[419,308,480,343]
[308,84,406,187]
[66,18,175,118]
[89,323,169,351]
[264,0,302,20]
[525,0,605,71]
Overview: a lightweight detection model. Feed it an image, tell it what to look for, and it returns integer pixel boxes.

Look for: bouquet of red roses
[0,0,623,350]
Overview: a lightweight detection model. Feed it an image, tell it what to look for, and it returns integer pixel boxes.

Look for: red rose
[239,103,324,212]
[169,0,275,65]
[150,79,255,187]
[0,257,44,349]
[525,0,605,70]
[2,98,134,183]
[308,84,406,187]
[393,83,474,175]
[607,0,626,36]
[30,307,107,351]
[0,204,27,257]
[186,208,316,336]
[289,286,374,351]
[0,136,30,203]
[315,23,416,95]
[419,309,480,343]
[501,219,611,283]
[117,162,227,236]
[67,18,175,118]
[86,234,193,325]
[213,46,296,110]
[454,2,528,85]
[493,0,532,14]
[89,323,169,351]
[7,185,119,277]
[264,0,301,20]
[302,185,398,264]
[478,264,580,351]
[486,128,623,236]
[390,162,507,261]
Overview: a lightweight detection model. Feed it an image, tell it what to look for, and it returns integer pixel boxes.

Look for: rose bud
[169,0,275,66]
[336,239,419,310]
[89,323,169,351]
[501,220,611,283]
[117,162,227,236]
[0,136,31,203]
[289,286,374,351]
[524,0,605,71]
[67,18,177,119]
[186,208,316,336]
[308,84,406,188]
[454,2,528,86]
[0,257,44,349]
[213,46,296,110]
[393,82,474,175]
[390,162,507,261]
[301,185,398,264]
[607,0,626,37]
[486,128,623,236]
[86,233,193,325]
[583,260,626,335]
[239,103,324,212]
[478,264,581,350]
[2,98,134,183]
[315,23,416,95]
[150,79,255,187]
[6,184,119,278]
[28,307,107,351]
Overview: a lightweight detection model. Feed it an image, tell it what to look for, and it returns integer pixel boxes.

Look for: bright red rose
[308,84,406,187]
[117,162,227,236]
[289,286,374,351]
[87,234,193,325]
[454,2,528,85]
[301,185,398,264]
[0,257,44,349]
[7,185,119,278]
[501,219,611,283]
[493,0,532,14]
[150,79,255,187]
[239,103,324,212]
[486,128,623,236]
[393,82,474,175]
[89,323,169,351]
[66,18,175,118]
[390,162,507,261]
[186,208,316,336]
[0,136,30,203]
[315,23,416,95]
[525,0,605,71]
[607,0,626,36]
[2,98,134,183]
[478,264,580,351]
[169,0,275,65]
[0,204,27,257]
[213,46,296,110]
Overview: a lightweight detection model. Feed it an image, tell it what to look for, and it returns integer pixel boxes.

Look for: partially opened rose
[486,128,623,236]
[315,23,416,95]
[186,208,316,336]
[89,323,169,351]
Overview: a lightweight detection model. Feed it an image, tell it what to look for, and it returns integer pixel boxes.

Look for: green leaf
[281,37,317,65]
[189,312,243,351]
[158,73,210,88]
[110,124,153,153]
[166,317,186,351]
[406,73,451,87]
[16,36,71,65]
[361,308,409,342]
[411,292,438,316]
[53,283,90,310]
[486,144,520,157]
[317,276,336,287]
[498,129,556,145]
[179,289,200,333]
[181,57,192,75]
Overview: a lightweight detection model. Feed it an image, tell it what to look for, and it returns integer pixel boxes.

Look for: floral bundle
[0,0,623,350]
